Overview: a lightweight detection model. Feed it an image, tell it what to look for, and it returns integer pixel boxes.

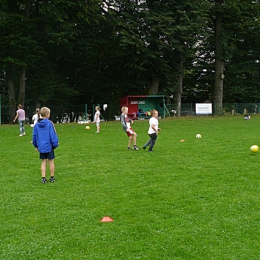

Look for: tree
[213,0,225,115]
[210,0,260,114]
[106,0,210,114]
[0,0,44,121]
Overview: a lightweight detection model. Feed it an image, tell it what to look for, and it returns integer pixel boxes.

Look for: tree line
[0,0,259,121]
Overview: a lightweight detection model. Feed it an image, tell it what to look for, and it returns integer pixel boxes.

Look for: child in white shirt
[143,109,161,152]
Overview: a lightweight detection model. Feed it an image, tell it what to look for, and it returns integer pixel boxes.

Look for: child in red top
[120,106,139,150]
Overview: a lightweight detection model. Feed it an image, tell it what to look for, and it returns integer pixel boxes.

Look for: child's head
[121,106,128,114]
[95,106,100,111]
[36,108,40,113]
[40,107,51,118]
[151,109,158,117]
[18,104,23,109]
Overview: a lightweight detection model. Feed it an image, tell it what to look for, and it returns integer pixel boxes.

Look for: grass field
[1,116,260,260]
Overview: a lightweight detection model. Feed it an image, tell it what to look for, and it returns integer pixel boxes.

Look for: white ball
[196,134,201,139]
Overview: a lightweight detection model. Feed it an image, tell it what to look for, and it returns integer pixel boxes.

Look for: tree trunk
[18,67,26,106]
[6,69,16,123]
[147,77,159,95]
[175,58,183,116]
[214,1,225,115]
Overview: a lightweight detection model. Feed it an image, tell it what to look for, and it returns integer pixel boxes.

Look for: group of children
[14,104,158,184]
[120,106,161,152]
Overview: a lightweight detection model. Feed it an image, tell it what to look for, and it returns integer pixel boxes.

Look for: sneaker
[50,177,56,183]
[148,150,153,152]
[143,146,147,150]
[19,134,23,136]
[127,147,131,150]
[41,178,48,184]
[134,146,140,151]
[95,132,100,134]
[23,132,26,136]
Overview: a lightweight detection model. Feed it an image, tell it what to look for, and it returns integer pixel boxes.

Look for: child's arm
[13,112,18,122]
[32,127,38,148]
[151,124,159,134]
[120,114,127,131]
[50,121,59,149]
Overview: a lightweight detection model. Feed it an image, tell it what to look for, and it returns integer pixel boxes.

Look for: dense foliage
[0,0,259,119]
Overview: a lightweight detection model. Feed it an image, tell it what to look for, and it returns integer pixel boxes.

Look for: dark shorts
[40,150,55,160]
[149,133,157,141]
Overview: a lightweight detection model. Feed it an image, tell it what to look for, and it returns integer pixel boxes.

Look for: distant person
[120,106,139,150]
[94,106,101,133]
[13,104,26,136]
[32,107,59,184]
[32,108,40,126]
[143,109,161,152]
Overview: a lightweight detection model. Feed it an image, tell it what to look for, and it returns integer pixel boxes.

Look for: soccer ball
[85,126,90,130]
[250,145,259,153]
[196,134,201,139]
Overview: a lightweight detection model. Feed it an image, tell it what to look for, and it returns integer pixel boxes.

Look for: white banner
[130,101,145,104]
[196,103,212,114]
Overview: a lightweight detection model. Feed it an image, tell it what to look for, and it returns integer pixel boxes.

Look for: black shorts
[40,150,55,160]
[149,133,157,141]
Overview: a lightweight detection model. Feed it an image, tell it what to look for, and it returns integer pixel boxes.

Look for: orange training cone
[100,216,114,222]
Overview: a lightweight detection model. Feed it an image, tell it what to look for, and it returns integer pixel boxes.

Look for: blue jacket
[32,118,59,153]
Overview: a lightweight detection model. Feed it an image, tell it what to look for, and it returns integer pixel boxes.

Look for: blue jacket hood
[37,118,50,128]
[32,118,59,153]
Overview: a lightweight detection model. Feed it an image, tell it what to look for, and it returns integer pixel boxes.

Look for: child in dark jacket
[32,107,59,183]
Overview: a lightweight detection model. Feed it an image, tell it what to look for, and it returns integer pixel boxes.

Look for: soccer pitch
[1,116,260,259]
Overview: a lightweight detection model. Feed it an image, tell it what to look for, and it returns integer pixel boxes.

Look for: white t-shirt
[32,114,39,125]
[148,117,159,134]
[94,110,100,123]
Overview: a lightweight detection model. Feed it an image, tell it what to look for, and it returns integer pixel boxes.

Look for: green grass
[1,116,260,260]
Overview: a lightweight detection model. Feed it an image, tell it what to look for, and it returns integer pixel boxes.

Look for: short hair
[121,106,128,112]
[151,109,158,116]
[18,104,23,109]
[40,107,50,117]
[95,106,100,110]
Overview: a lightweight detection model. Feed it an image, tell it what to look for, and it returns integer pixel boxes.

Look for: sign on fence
[195,103,212,115]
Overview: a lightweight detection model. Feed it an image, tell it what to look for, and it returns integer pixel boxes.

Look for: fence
[1,103,259,124]
[166,103,260,116]
[0,104,121,124]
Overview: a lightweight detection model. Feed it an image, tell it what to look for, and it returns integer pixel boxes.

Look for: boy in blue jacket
[32,107,59,183]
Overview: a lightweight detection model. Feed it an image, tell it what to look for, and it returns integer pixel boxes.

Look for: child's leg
[128,135,133,147]
[19,121,23,134]
[96,123,100,133]
[148,134,157,151]
[143,138,151,148]
[41,159,47,178]
[149,139,156,151]
[48,159,55,177]
[133,133,137,146]
[21,121,25,134]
